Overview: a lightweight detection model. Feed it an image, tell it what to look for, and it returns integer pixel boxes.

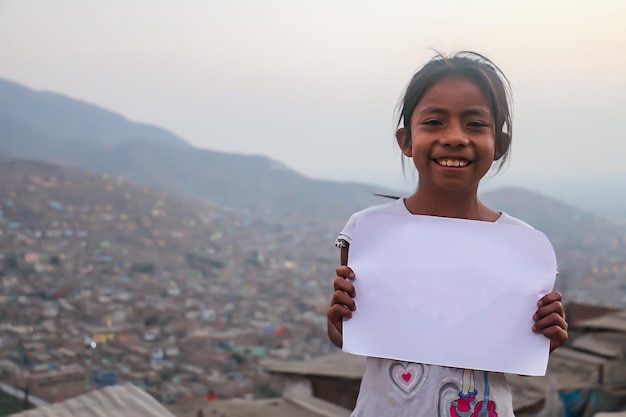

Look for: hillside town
[0,160,624,416]
[0,161,341,406]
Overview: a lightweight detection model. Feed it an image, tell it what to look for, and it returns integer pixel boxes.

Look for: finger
[336,265,355,280]
[534,312,568,332]
[327,306,345,334]
[546,327,569,351]
[333,277,356,298]
[327,303,354,321]
[533,312,568,333]
[534,300,564,321]
[543,325,568,342]
[330,290,356,311]
[550,330,569,351]
[537,291,562,307]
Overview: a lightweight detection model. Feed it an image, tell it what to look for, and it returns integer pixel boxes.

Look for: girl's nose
[438,125,469,147]
[438,136,469,147]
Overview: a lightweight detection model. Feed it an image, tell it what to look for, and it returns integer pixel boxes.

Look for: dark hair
[396,51,513,171]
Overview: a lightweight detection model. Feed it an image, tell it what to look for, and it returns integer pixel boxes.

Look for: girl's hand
[533,291,568,352]
[327,266,356,347]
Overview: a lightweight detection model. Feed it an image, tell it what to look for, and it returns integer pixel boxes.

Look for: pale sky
[1,0,625,194]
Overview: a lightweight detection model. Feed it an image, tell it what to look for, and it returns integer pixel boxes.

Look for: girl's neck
[403,187,499,222]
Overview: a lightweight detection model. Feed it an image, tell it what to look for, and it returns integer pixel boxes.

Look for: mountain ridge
[0,78,190,149]
[0,76,394,222]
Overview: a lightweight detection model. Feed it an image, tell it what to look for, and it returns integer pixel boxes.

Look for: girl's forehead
[416,76,491,111]
[425,74,485,95]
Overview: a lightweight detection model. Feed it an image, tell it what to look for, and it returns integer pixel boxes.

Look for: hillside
[0,78,393,224]
[0,158,238,275]
[0,78,189,149]
[0,156,345,402]
[79,139,390,223]
[481,186,616,244]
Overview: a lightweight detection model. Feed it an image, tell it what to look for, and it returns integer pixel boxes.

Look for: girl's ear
[396,128,412,157]
[494,132,511,160]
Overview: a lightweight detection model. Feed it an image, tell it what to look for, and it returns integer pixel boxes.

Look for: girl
[327,51,568,417]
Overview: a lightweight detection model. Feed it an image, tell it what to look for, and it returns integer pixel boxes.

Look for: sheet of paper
[343,213,557,376]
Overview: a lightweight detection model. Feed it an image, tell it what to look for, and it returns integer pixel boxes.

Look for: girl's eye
[468,121,488,128]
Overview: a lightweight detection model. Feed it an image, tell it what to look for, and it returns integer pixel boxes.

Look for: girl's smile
[435,158,470,168]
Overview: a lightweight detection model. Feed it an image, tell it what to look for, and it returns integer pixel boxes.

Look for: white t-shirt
[338,198,532,417]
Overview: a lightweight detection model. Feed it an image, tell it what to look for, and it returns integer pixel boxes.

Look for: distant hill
[0,78,190,149]
[0,78,392,223]
[481,186,614,239]
[0,157,223,227]
[527,175,626,226]
[81,140,392,221]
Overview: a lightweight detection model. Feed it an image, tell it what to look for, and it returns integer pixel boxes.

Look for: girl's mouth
[435,158,470,167]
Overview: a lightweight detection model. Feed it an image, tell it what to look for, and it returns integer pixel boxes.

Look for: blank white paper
[343,213,557,376]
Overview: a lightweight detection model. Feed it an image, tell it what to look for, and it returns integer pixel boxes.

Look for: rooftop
[262,351,366,380]
[172,397,351,417]
[10,384,175,417]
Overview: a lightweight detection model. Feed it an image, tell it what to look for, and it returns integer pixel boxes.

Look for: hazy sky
[1,0,625,193]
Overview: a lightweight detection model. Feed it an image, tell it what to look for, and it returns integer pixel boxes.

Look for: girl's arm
[533,291,568,352]
[327,245,355,348]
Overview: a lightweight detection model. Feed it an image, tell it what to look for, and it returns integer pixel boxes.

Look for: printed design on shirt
[449,370,498,417]
[388,361,427,398]
[437,378,462,417]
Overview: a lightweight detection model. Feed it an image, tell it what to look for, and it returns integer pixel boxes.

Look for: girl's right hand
[327,265,356,346]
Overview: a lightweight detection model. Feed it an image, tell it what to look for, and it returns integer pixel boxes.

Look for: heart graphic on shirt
[389,362,427,398]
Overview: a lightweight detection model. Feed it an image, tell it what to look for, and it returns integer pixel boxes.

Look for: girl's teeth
[439,160,467,167]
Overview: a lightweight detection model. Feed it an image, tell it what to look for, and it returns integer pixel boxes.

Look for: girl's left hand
[533,291,568,352]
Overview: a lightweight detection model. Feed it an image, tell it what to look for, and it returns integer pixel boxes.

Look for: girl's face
[396,75,496,195]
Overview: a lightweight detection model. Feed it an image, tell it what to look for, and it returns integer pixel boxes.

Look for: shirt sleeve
[335,213,358,246]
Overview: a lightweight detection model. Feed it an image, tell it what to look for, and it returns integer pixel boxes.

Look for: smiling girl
[327,51,568,417]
